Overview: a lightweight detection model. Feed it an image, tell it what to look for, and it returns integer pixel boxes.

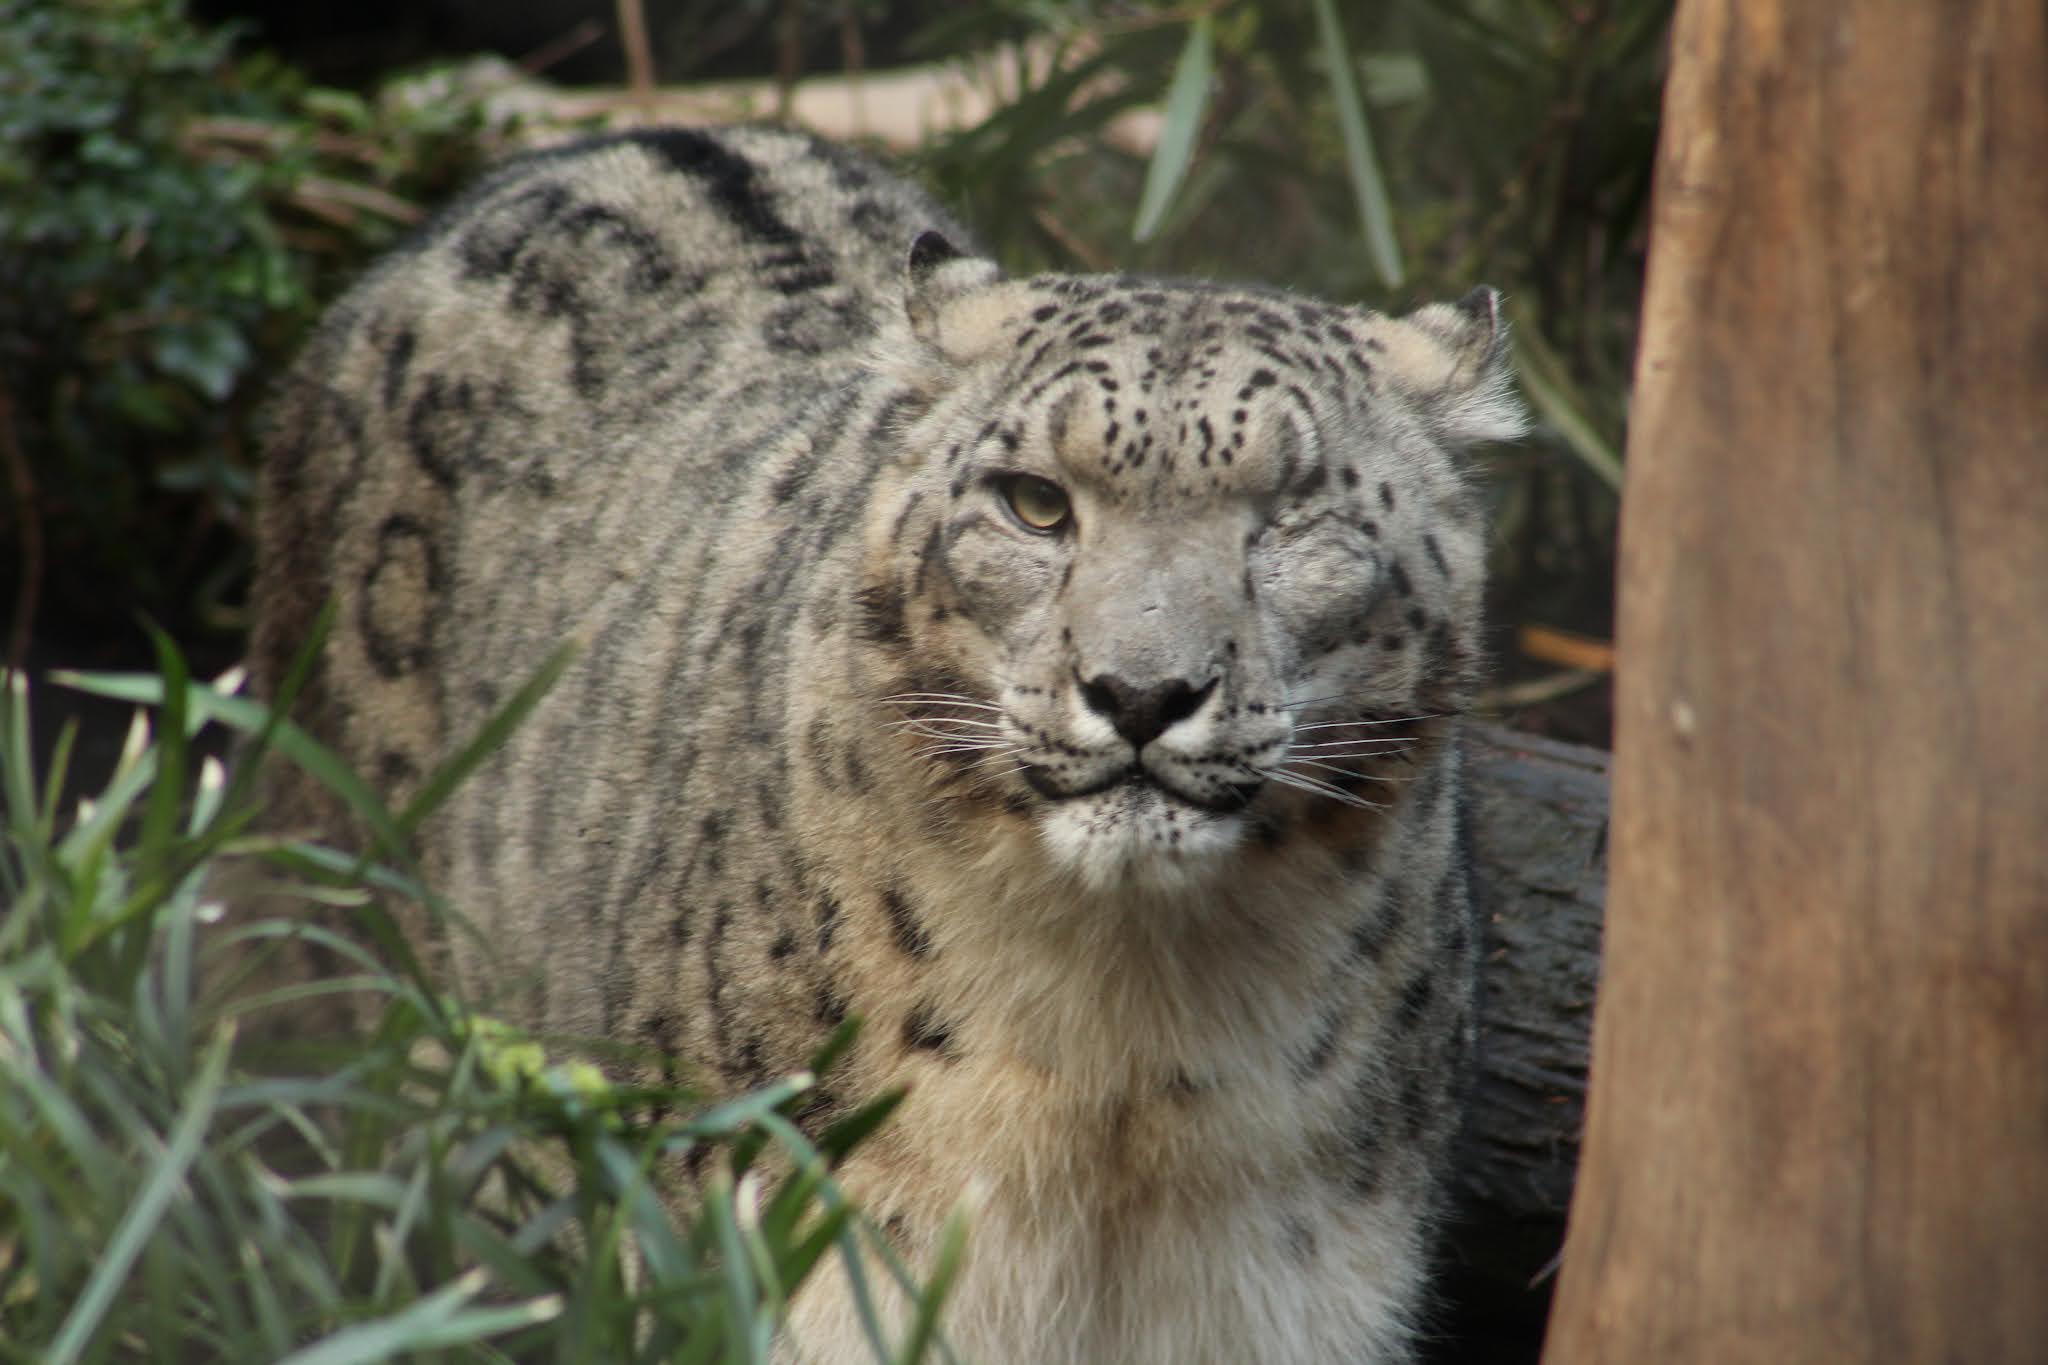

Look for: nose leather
[1080,674,1216,748]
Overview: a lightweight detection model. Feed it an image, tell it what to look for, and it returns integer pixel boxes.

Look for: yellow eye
[1000,475,1072,533]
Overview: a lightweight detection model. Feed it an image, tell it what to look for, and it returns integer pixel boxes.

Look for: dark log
[1430,723,1607,1355]
[1461,723,1605,1227]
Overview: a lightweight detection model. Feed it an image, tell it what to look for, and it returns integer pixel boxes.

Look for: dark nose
[1080,674,1217,749]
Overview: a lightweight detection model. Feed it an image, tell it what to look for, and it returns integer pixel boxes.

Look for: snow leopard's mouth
[1020,763,1261,816]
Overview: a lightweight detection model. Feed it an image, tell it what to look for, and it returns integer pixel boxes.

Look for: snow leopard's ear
[1374,287,1529,450]
[902,230,1006,359]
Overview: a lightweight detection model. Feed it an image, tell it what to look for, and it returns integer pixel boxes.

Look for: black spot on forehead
[994,282,1406,498]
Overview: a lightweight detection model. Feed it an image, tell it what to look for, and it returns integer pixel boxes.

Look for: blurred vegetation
[0,0,491,654]
[3,0,1668,740]
[0,634,961,1362]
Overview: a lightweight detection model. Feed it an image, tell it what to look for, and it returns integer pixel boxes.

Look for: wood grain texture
[1543,3,2048,1362]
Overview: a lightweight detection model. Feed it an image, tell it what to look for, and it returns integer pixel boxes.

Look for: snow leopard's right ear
[1374,287,1529,450]
[902,230,1005,358]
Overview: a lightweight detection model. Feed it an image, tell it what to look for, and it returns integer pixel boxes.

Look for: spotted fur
[250,126,1526,1364]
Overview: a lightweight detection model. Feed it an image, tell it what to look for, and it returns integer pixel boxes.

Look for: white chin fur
[1035,784,1246,891]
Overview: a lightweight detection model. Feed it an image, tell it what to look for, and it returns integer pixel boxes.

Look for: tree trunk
[1543,4,2048,1363]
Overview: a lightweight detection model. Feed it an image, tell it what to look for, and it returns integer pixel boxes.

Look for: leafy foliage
[0,0,488,640]
[0,639,960,1363]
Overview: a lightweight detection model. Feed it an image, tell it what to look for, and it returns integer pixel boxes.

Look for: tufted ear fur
[1376,286,1529,449]
[904,230,1004,346]
[880,230,1018,396]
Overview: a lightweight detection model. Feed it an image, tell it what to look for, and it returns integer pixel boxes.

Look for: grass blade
[1132,15,1213,244]
[46,1022,233,1365]
[394,639,577,838]
[135,627,190,880]
[891,1187,973,1365]
[272,1268,560,1365]
[1312,0,1404,288]
[1511,316,1625,491]
[50,671,415,878]
[1,672,38,839]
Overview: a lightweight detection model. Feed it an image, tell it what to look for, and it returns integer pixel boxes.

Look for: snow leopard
[249,125,1526,1363]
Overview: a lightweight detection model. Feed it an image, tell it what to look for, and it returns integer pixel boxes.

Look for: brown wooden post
[1541,3,2048,1362]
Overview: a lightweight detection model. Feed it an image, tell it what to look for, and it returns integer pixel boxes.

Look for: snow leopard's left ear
[1376,287,1529,449]
[901,230,1009,362]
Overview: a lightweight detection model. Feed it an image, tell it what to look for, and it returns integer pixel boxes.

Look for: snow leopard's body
[251,126,1525,1363]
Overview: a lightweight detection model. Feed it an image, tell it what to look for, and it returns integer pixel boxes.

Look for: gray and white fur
[250,126,1526,1364]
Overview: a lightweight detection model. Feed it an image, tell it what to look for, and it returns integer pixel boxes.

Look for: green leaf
[891,1190,971,1365]
[150,316,252,402]
[680,1071,817,1141]
[50,670,419,892]
[1132,15,1213,245]
[702,1176,756,1352]
[815,1089,905,1166]
[805,1013,863,1082]
[135,626,189,884]
[46,1023,233,1365]
[597,1136,690,1288]
[394,638,578,840]
[271,1269,561,1365]
[1312,0,1404,288]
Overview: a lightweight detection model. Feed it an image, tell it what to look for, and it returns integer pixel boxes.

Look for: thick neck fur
[910,812,1384,1089]
[806,645,1422,1100]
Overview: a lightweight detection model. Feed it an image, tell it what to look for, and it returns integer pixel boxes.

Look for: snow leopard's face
[858,247,1524,888]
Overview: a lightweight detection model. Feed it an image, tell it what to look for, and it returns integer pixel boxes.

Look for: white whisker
[917,742,1021,758]
[1289,714,1447,731]
[880,693,1007,713]
[1286,747,1414,762]
[1290,756,1416,773]
[1277,691,1375,712]
[1283,759,1416,785]
[889,717,1007,733]
[1262,768,1384,810]
[1284,758,1370,777]
[1286,737,1417,751]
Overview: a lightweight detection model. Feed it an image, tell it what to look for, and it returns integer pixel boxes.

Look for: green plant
[0,632,962,1362]
[0,0,489,646]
